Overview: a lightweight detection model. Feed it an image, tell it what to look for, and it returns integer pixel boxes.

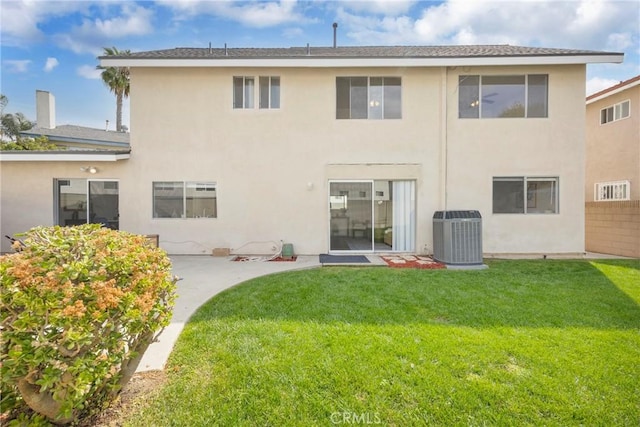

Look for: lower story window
[493,177,558,214]
[54,179,120,229]
[153,181,217,218]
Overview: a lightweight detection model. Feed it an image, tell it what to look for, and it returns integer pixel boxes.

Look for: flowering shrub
[1,225,177,424]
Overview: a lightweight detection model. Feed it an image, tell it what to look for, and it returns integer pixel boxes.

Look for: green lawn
[127,260,640,426]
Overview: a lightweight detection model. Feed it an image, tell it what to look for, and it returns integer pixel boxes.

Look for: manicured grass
[127,260,640,426]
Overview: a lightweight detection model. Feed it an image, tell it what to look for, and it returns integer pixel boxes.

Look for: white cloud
[0,1,89,46]
[282,27,304,39]
[159,0,310,28]
[54,4,154,55]
[44,57,59,72]
[337,0,417,16]
[607,32,634,51]
[77,65,103,80]
[337,0,639,50]
[586,77,622,96]
[3,60,32,73]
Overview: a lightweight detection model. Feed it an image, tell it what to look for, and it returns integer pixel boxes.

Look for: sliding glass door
[330,181,373,251]
[329,180,415,253]
[55,179,119,229]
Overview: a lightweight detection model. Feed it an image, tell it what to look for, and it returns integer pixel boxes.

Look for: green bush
[1,225,177,424]
[0,136,60,151]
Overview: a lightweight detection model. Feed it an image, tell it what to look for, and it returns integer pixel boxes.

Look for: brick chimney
[36,90,55,129]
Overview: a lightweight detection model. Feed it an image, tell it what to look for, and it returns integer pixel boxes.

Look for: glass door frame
[328,180,375,254]
[87,179,120,229]
[54,178,120,229]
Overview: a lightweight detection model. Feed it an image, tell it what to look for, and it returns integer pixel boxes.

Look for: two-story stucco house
[0,44,623,255]
[585,75,640,258]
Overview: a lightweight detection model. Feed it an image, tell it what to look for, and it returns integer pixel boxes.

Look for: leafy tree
[97,47,131,132]
[0,94,34,141]
[1,135,60,151]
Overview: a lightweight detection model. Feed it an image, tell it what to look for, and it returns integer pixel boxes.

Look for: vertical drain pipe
[333,22,338,48]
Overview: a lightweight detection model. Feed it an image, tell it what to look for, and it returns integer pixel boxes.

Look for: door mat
[319,254,370,264]
[381,255,446,269]
[232,256,297,262]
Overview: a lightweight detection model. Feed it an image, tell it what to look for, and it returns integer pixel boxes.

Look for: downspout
[440,67,449,210]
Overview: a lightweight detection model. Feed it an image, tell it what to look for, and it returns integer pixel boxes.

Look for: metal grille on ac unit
[433,210,483,265]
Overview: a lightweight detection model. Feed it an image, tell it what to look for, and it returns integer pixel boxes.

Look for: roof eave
[101,54,624,68]
[586,77,640,104]
[0,150,131,162]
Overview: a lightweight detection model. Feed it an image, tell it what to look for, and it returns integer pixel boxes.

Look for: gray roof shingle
[101,45,620,60]
[22,125,129,146]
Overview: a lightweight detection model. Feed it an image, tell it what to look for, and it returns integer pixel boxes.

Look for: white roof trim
[586,79,640,104]
[101,54,623,68]
[0,152,130,162]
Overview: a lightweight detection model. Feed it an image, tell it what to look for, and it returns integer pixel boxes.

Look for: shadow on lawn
[190,259,640,329]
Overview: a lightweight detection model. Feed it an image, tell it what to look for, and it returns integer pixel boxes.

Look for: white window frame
[233,76,254,109]
[153,181,217,219]
[493,176,559,214]
[234,76,280,110]
[259,76,280,109]
[459,74,548,119]
[594,180,630,201]
[600,100,630,125]
[336,76,402,120]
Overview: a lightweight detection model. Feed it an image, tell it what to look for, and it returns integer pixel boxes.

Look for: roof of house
[586,74,640,104]
[22,124,130,148]
[106,45,618,59]
[100,44,623,68]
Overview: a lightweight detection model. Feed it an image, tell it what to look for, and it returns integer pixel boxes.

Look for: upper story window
[594,180,630,201]
[259,76,280,109]
[600,100,630,124]
[153,181,217,218]
[233,76,280,109]
[493,177,558,214]
[459,75,548,119]
[336,77,401,119]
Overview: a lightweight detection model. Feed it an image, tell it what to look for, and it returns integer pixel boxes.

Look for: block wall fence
[585,200,640,258]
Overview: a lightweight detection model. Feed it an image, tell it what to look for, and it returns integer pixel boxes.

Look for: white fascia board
[0,152,130,162]
[101,54,623,68]
[586,79,640,104]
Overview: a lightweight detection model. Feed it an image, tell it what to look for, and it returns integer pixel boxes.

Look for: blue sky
[1,0,639,130]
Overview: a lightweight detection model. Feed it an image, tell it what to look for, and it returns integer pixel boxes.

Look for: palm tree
[1,94,34,141]
[98,47,131,132]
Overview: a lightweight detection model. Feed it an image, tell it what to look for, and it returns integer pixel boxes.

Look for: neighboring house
[20,90,130,151]
[585,75,640,258]
[0,44,624,255]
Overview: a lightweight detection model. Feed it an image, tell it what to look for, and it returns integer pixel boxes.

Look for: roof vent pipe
[306,43,310,56]
[225,43,228,56]
[208,42,212,54]
[333,22,338,48]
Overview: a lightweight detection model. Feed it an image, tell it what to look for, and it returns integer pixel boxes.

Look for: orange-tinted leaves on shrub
[1,224,177,424]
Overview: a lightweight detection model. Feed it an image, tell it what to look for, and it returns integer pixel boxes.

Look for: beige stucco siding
[585,83,640,201]
[1,63,589,255]
[445,65,586,253]
[122,67,444,254]
[0,162,128,253]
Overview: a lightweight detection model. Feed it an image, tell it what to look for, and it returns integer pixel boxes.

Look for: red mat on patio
[381,255,445,269]
[232,256,297,262]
